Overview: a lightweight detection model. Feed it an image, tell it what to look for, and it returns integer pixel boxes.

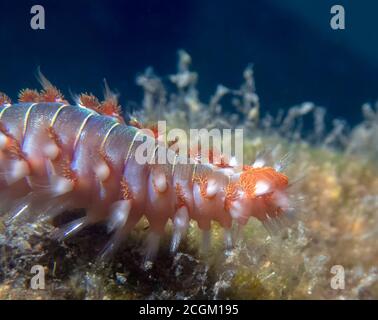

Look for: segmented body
[0,97,291,260]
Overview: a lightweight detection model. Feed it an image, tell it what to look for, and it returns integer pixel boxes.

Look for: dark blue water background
[1,0,378,126]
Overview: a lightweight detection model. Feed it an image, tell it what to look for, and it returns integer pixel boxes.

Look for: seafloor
[0,51,377,299]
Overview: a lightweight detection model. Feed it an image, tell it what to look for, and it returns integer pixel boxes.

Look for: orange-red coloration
[0,123,27,161]
[129,119,160,139]
[18,89,40,103]
[79,93,101,112]
[175,183,187,208]
[60,158,77,183]
[239,167,288,198]
[0,122,10,136]
[6,142,28,161]
[120,177,133,200]
[46,127,62,154]
[193,174,208,198]
[189,144,231,168]
[224,182,239,211]
[37,70,67,103]
[100,98,122,119]
[0,92,11,105]
[40,86,66,103]
[129,118,143,129]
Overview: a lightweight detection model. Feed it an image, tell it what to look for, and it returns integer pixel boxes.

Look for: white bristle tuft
[274,190,290,209]
[0,132,8,150]
[206,179,218,198]
[144,231,161,269]
[170,206,189,253]
[43,142,59,160]
[6,160,30,184]
[99,201,132,261]
[107,200,131,233]
[45,158,56,176]
[229,156,238,167]
[52,176,74,196]
[254,180,270,196]
[154,172,167,193]
[52,217,87,241]
[229,201,242,219]
[252,158,265,168]
[8,204,29,223]
[224,229,233,249]
[274,153,292,172]
[95,161,110,182]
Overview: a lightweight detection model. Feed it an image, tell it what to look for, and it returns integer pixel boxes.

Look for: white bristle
[252,158,265,168]
[43,142,59,160]
[217,167,235,176]
[229,156,238,167]
[206,179,218,198]
[107,200,131,233]
[174,206,189,229]
[8,204,29,223]
[254,180,270,196]
[274,191,289,209]
[0,132,8,150]
[170,206,189,253]
[95,161,110,182]
[274,153,291,172]
[52,176,74,196]
[154,172,167,193]
[52,217,87,241]
[224,229,233,249]
[144,231,161,268]
[7,160,30,184]
[229,201,242,219]
[45,159,57,177]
